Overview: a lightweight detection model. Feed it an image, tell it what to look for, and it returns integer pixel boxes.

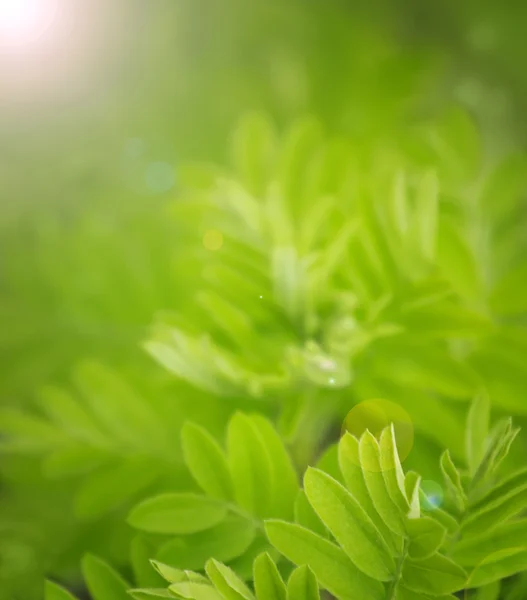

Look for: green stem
[386,540,409,600]
[288,388,341,471]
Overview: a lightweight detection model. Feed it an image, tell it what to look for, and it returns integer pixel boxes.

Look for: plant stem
[386,540,409,600]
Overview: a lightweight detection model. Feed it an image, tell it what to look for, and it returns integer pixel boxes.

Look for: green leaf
[401,553,466,595]
[471,419,518,489]
[253,552,286,600]
[45,581,78,600]
[406,517,446,560]
[418,499,458,535]
[359,431,405,536]
[75,456,161,519]
[0,408,65,451]
[169,580,223,600]
[414,170,439,262]
[227,413,274,517]
[286,565,320,600]
[437,220,482,303]
[504,571,527,600]
[440,450,466,512]
[73,362,163,450]
[44,444,108,479]
[228,535,275,581]
[205,559,256,600]
[196,291,254,350]
[150,562,209,585]
[38,385,106,445]
[468,548,527,588]
[265,520,384,600]
[475,581,500,600]
[128,493,227,534]
[131,536,165,588]
[157,515,256,570]
[452,519,527,567]
[462,482,527,537]
[181,422,234,501]
[82,554,130,600]
[379,425,409,514]
[339,433,400,552]
[294,490,328,539]
[471,466,527,513]
[303,467,395,581]
[129,590,174,599]
[405,471,421,520]
[388,171,410,238]
[270,246,305,324]
[393,586,456,600]
[250,414,298,519]
[466,395,491,476]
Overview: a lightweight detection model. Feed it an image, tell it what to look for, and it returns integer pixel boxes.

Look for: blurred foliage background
[0,0,526,598]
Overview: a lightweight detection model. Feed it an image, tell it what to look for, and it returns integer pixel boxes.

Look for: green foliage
[144,109,527,477]
[129,554,318,600]
[104,417,526,600]
[266,426,467,599]
[0,363,187,519]
[2,8,527,593]
[127,413,297,574]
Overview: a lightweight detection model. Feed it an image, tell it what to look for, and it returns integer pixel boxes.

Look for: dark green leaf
[45,581,78,600]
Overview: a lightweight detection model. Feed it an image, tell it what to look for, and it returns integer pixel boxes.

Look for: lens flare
[421,480,444,511]
[0,0,58,48]
[203,230,224,251]
[342,399,414,467]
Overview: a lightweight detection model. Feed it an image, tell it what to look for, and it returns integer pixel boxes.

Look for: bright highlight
[342,399,414,467]
[0,0,58,48]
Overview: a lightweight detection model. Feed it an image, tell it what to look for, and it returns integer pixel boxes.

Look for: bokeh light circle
[145,161,175,194]
[203,229,223,251]
[420,480,444,511]
[342,399,414,466]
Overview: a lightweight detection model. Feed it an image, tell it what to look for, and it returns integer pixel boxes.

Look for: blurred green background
[1,0,526,598]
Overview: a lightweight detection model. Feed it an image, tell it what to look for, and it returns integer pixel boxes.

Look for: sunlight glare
[0,0,58,48]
